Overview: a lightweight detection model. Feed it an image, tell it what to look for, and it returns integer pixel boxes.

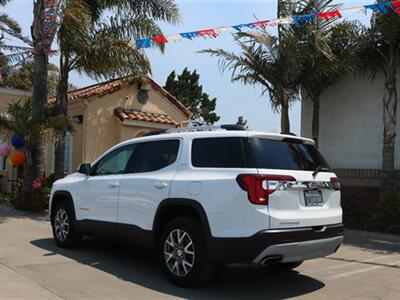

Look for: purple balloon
[0,143,11,157]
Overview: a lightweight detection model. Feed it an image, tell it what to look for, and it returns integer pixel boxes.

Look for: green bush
[371,191,400,234]
[0,193,12,205]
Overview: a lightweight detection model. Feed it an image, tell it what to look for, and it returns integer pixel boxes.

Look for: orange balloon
[8,150,25,167]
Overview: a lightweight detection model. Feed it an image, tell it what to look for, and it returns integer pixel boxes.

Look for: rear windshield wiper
[312,166,331,178]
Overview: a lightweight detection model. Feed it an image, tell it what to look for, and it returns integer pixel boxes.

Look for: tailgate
[249,136,342,229]
[263,170,342,229]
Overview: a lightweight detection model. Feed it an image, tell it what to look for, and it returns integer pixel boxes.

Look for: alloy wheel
[54,208,69,242]
[164,229,195,277]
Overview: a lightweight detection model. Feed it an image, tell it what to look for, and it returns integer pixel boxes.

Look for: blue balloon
[11,134,24,149]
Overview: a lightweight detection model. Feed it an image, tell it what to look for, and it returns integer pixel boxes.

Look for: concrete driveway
[1,204,400,300]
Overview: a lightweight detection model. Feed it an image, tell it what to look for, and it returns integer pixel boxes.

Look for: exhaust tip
[260,255,283,265]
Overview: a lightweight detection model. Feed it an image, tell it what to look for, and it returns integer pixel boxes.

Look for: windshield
[249,138,330,171]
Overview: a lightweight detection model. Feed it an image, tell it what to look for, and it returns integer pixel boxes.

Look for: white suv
[49,125,343,287]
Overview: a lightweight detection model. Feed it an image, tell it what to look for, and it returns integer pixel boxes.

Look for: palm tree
[357,1,400,199]
[0,0,48,188]
[53,0,179,179]
[203,30,300,133]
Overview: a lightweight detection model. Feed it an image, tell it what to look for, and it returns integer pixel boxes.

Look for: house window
[64,132,73,174]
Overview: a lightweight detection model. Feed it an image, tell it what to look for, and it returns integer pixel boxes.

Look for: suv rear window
[191,137,247,168]
[249,138,329,171]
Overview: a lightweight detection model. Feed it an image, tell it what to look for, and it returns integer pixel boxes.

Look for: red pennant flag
[392,1,400,14]
[316,10,342,21]
[197,29,218,38]
[152,36,168,43]
[251,20,269,28]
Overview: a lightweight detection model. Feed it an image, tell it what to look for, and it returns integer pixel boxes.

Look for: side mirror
[78,163,91,175]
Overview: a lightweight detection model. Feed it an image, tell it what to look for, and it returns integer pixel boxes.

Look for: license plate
[304,190,324,207]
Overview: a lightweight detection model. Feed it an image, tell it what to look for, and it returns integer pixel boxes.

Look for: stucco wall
[68,104,85,170]
[301,75,400,169]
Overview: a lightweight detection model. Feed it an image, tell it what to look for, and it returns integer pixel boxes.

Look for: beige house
[46,76,191,175]
[0,77,190,192]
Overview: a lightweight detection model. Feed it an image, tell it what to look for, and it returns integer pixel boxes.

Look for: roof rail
[142,124,245,137]
[165,124,245,133]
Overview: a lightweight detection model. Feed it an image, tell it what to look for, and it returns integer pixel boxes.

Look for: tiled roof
[114,108,179,127]
[48,76,191,117]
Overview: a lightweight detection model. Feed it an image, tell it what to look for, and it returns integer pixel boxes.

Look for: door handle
[108,182,120,188]
[154,182,168,189]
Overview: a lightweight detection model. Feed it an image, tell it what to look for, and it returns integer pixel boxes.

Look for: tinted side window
[191,137,247,168]
[93,145,135,175]
[249,138,330,171]
[127,140,180,173]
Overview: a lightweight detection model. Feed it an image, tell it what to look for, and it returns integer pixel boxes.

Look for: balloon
[11,134,24,149]
[8,150,25,167]
[0,143,10,157]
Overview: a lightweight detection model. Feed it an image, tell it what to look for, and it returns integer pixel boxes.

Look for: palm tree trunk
[312,98,320,148]
[281,102,290,133]
[22,158,32,193]
[54,55,70,180]
[381,72,398,200]
[30,48,48,183]
[31,0,48,184]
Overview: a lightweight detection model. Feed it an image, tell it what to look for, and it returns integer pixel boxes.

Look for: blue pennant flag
[180,32,199,40]
[44,8,56,14]
[364,3,393,14]
[292,16,301,28]
[292,11,318,28]
[300,11,319,21]
[232,23,255,32]
[136,39,153,49]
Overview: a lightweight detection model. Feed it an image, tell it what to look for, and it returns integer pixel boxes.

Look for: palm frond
[0,13,21,33]
[100,0,180,24]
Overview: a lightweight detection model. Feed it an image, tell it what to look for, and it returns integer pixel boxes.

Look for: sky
[2,0,371,134]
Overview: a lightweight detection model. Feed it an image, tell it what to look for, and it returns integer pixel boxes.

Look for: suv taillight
[329,177,341,191]
[236,174,296,205]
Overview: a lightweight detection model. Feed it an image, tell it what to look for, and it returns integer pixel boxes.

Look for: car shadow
[31,237,324,299]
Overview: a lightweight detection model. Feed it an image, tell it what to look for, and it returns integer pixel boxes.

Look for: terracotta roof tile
[49,76,191,117]
[114,108,179,127]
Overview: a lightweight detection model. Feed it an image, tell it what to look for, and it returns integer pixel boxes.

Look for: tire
[51,201,81,248]
[158,217,215,287]
[271,261,303,270]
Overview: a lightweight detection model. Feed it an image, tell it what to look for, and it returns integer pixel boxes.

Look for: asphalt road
[1,204,400,300]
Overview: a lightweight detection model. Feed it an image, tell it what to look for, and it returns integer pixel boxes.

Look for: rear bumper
[253,236,343,263]
[209,223,344,264]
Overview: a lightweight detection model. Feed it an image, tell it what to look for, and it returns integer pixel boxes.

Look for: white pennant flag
[341,7,366,14]
[214,26,237,34]
[167,34,182,42]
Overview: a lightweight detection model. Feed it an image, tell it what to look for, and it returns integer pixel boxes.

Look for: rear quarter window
[191,137,248,168]
[249,138,329,171]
